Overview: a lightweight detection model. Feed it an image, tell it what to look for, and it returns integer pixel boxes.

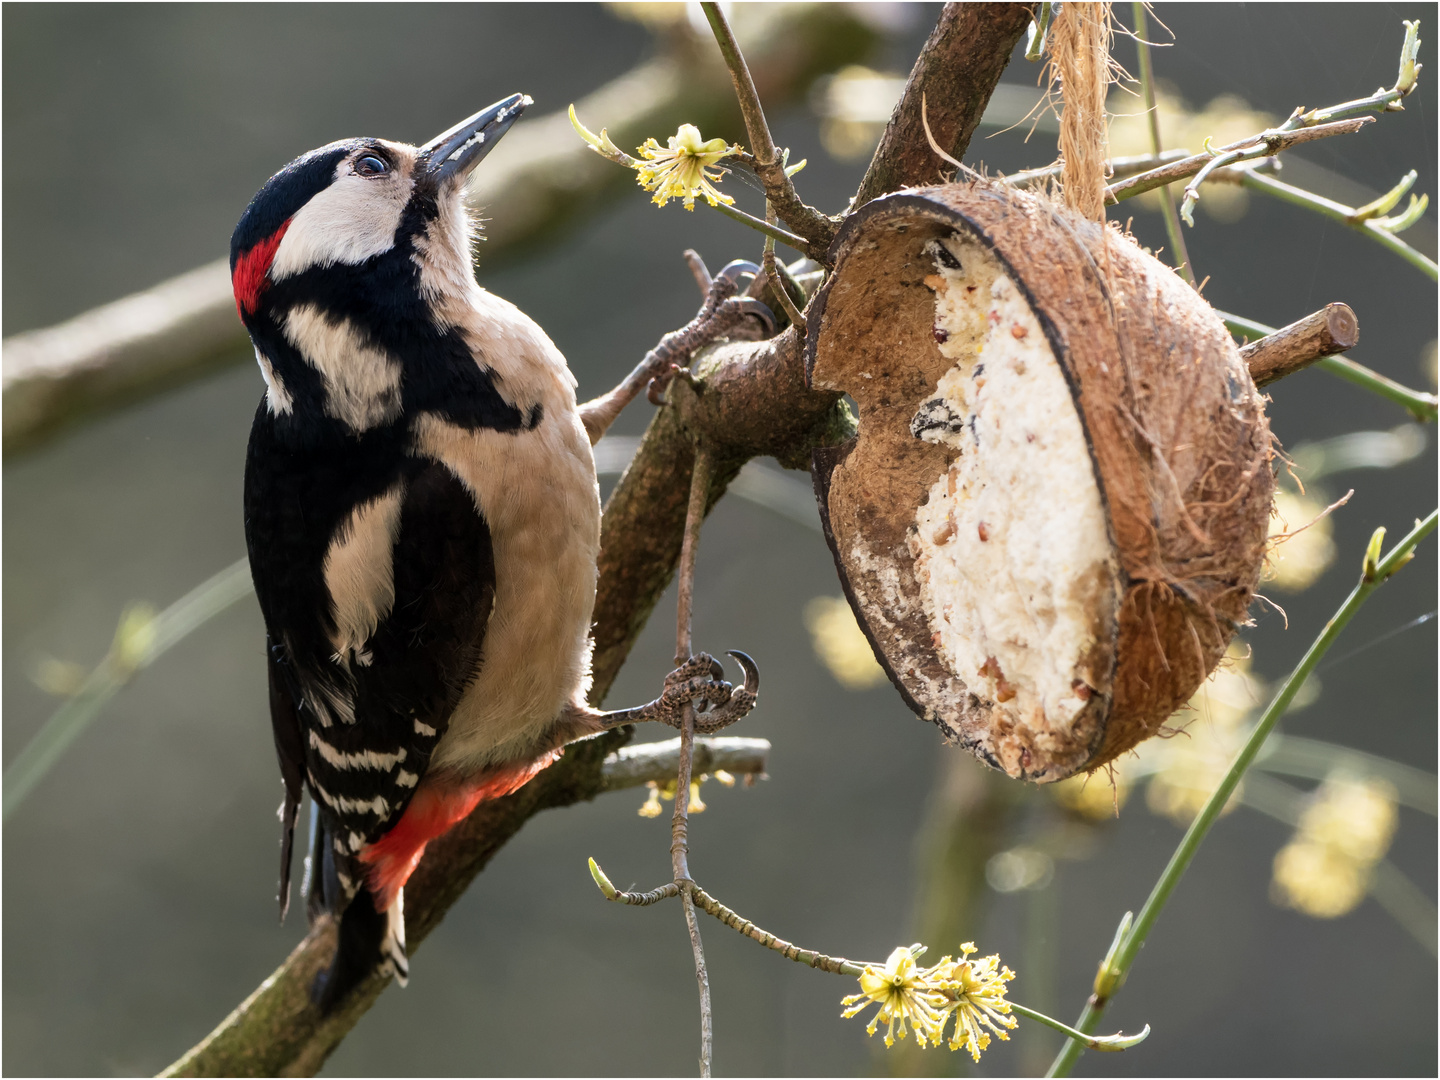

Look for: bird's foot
[599,650,759,735]
[645,260,775,404]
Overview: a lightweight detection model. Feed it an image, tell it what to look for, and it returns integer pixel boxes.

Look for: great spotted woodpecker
[232,94,760,1008]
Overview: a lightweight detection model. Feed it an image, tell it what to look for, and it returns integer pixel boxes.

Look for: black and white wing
[245,415,493,919]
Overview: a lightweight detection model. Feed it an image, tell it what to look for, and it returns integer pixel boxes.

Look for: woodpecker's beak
[421,92,532,185]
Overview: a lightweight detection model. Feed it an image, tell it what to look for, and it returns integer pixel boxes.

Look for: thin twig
[1026,2,1058,61]
[1177,23,1422,224]
[1238,169,1438,280]
[599,736,770,793]
[1132,2,1195,287]
[699,1,839,254]
[1005,148,1187,188]
[1239,303,1360,386]
[690,884,864,974]
[1047,511,1439,1077]
[599,878,683,907]
[673,449,714,1077]
[709,197,812,250]
[1106,117,1372,204]
[1011,1004,1149,1053]
[763,201,807,333]
[1008,153,1276,189]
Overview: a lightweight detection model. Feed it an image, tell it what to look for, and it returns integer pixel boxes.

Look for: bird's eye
[356,155,389,177]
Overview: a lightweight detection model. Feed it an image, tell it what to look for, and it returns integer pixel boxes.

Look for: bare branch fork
[700,2,839,256]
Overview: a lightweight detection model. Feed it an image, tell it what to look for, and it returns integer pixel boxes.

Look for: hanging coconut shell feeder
[805,183,1275,783]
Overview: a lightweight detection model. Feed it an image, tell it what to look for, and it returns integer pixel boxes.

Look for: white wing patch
[322,483,405,662]
[283,304,402,431]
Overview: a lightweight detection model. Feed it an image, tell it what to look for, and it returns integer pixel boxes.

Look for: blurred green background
[4,4,1435,1076]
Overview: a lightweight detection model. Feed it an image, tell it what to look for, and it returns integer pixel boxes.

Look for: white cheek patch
[323,483,404,663]
[910,234,1119,738]
[253,346,294,416]
[269,167,413,280]
[283,303,402,430]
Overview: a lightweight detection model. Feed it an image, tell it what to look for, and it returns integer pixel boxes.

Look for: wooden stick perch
[1242,303,1361,387]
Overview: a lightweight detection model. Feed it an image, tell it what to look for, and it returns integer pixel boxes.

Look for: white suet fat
[911,235,1119,750]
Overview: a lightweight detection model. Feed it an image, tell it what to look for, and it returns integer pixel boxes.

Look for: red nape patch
[359,749,563,911]
[231,217,292,319]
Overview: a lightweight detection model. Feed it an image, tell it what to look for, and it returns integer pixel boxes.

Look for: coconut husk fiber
[805,182,1274,782]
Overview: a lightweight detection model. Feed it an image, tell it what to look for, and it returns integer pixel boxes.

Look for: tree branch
[853,2,1036,208]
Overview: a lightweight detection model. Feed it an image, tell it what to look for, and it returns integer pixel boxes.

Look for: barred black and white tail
[306,810,409,1011]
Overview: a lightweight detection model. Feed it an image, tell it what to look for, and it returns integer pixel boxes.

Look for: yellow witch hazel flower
[570,106,744,211]
[841,943,1017,1060]
[933,943,1019,1062]
[841,946,951,1049]
[635,124,743,210]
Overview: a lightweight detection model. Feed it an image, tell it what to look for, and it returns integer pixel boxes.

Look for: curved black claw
[715,259,761,289]
[718,296,776,338]
[727,650,760,695]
